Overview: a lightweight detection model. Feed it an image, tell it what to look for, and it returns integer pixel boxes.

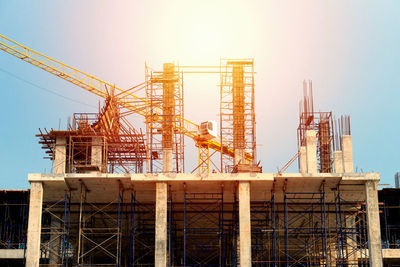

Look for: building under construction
[0,34,395,267]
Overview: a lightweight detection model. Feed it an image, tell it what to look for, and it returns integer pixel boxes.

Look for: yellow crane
[0,33,252,173]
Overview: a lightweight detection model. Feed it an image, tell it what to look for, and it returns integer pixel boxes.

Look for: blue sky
[0,0,399,188]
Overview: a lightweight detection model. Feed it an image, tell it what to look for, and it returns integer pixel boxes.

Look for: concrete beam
[155,182,167,267]
[365,180,383,267]
[306,130,317,174]
[299,146,307,174]
[54,137,66,174]
[342,135,354,173]
[0,249,25,259]
[334,151,344,173]
[239,181,251,267]
[26,182,43,267]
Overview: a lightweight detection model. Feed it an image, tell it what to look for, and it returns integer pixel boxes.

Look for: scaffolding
[380,188,400,249]
[37,96,147,174]
[251,194,277,266]
[334,191,369,266]
[183,192,224,266]
[130,192,155,266]
[284,192,328,267]
[145,63,184,173]
[0,190,29,250]
[220,59,256,172]
[40,192,71,266]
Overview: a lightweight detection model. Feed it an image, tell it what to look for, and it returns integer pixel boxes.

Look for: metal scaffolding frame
[40,191,71,266]
[130,192,155,266]
[380,189,400,249]
[334,191,369,267]
[184,192,224,266]
[0,190,29,250]
[220,59,256,172]
[251,193,277,266]
[145,63,184,173]
[76,184,123,266]
[284,192,328,267]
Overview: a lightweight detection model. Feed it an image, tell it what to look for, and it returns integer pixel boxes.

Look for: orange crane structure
[0,34,255,174]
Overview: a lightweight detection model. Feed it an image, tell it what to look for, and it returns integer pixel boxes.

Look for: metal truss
[184,192,224,266]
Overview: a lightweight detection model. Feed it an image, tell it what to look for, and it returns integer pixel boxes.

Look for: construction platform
[23,171,383,267]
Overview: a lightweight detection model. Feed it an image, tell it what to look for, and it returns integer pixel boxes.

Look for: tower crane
[0,34,253,173]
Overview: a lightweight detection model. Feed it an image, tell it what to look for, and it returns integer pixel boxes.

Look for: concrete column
[342,135,354,173]
[334,151,344,173]
[239,182,251,267]
[365,180,383,267]
[26,182,43,267]
[92,137,103,172]
[54,137,66,174]
[162,63,175,173]
[306,130,318,174]
[299,146,307,174]
[155,182,168,267]
[234,148,245,165]
[163,149,173,173]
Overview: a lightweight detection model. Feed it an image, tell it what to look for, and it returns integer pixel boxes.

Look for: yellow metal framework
[0,34,252,172]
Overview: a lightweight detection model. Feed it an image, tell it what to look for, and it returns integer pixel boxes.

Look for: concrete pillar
[26,182,43,267]
[91,137,103,172]
[342,135,354,173]
[155,182,168,267]
[162,63,175,173]
[232,64,246,166]
[365,180,383,267]
[334,151,344,173]
[239,182,251,267]
[306,130,318,174]
[54,137,66,174]
[234,148,245,165]
[299,146,307,174]
[163,149,173,173]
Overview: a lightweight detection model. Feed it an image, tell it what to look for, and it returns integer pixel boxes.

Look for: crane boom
[0,33,241,159]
